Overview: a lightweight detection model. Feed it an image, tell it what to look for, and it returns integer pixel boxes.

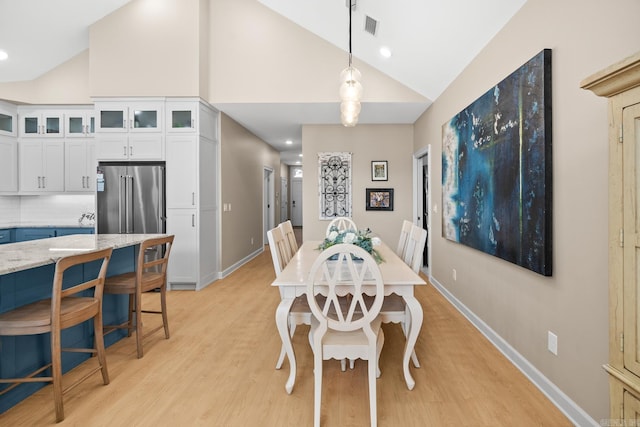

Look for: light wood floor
[1,243,572,426]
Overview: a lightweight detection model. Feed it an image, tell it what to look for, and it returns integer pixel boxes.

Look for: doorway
[291,177,303,227]
[263,167,275,244]
[414,146,431,275]
[280,177,288,221]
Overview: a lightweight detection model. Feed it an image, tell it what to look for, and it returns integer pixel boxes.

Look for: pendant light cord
[348,0,352,67]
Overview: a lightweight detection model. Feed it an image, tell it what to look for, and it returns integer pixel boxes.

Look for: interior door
[281,177,288,221]
[291,178,303,227]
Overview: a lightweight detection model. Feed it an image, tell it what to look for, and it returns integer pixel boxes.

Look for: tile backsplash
[0,195,95,227]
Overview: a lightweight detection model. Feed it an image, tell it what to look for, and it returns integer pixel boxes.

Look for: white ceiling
[0,0,526,165]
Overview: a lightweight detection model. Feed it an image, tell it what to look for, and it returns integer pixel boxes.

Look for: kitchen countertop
[0,233,168,275]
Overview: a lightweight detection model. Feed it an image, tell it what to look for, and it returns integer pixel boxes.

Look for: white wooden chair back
[267,227,291,275]
[326,217,357,236]
[403,225,427,273]
[396,220,413,258]
[279,220,298,256]
[306,244,383,332]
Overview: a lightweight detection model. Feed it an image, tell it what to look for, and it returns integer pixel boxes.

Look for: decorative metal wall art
[442,49,552,276]
[319,152,352,219]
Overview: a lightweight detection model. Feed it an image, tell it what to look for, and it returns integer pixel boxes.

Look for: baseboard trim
[429,276,598,427]
[219,247,264,279]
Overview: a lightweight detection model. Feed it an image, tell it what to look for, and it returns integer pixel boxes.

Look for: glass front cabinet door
[19,110,64,137]
[0,105,16,137]
[166,101,197,132]
[96,102,163,133]
[66,111,95,138]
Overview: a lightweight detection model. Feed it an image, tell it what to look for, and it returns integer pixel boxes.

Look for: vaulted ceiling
[0,0,526,165]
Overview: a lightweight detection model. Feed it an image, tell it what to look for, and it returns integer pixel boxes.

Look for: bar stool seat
[0,248,113,423]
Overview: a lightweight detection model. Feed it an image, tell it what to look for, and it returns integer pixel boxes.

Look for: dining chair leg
[313,349,323,427]
[51,327,64,422]
[93,312,110,385]
[160,285,170,339]
[368,346,378,427]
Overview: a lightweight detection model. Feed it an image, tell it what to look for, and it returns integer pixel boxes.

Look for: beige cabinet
[582,51,640,422]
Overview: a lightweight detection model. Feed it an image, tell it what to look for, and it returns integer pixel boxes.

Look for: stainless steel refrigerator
[96,162,166,235]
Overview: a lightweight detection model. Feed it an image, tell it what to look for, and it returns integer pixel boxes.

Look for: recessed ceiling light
[0,50,8,61]
[286,140,293,145]
[379,46,392,58]
[299,154,303,157]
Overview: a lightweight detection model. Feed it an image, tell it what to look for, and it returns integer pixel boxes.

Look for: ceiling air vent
[364,15,378,36]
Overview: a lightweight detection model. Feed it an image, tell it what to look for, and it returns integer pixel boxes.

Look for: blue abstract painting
[442,49,552,276]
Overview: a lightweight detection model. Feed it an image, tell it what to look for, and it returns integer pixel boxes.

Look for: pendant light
[340,0,362,127]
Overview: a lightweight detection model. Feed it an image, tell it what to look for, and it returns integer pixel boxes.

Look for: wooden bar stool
[0,247,113,423]
[103,235,174,358]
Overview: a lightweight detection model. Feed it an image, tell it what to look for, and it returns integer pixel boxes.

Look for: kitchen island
[0,233,168,414]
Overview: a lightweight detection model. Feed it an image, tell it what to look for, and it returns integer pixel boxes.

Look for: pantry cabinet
[581,51,640,422]
[165,99,219,290]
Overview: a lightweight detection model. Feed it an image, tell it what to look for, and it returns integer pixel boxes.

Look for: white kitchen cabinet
[166,135,197,208]
[95,101,164,133]
[165,100,219,290]
[166,100,198,133]
[166,208,198,285]
[19,140,64,192]
[18,108,64,137]
[0,101,17,137]
[94,99,164,161]
[0,136,18,192]
[65,140,96,192]
[66,110,95,138]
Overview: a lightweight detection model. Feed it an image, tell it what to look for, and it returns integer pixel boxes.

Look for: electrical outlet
[548,331,558,355]
[452,269,457,281]
[251,237,254,245]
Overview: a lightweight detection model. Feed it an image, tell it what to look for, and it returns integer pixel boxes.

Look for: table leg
[403,295,423,390]
[276,297,296,394]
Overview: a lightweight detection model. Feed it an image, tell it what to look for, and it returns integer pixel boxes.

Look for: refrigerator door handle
[126,175,134,233]
[119,175,126,233]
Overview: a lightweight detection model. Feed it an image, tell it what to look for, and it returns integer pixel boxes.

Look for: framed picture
[371,160,388,181]
[366,188,394,211]
[442,49,552,276]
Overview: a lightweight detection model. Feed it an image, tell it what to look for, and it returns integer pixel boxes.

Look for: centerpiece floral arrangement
[318,226,384,263]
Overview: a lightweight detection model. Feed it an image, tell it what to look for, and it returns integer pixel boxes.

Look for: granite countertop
[0,234,168,275]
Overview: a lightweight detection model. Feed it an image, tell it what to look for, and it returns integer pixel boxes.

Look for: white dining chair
[325,216,357,236]
[279,220,298,257]
[396,219,413,259]
[267,226,311,370]
[306,243,385,427]
[380,224,427,368]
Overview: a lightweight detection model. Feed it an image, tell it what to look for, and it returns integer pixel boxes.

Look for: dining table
[271,240,427,394]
